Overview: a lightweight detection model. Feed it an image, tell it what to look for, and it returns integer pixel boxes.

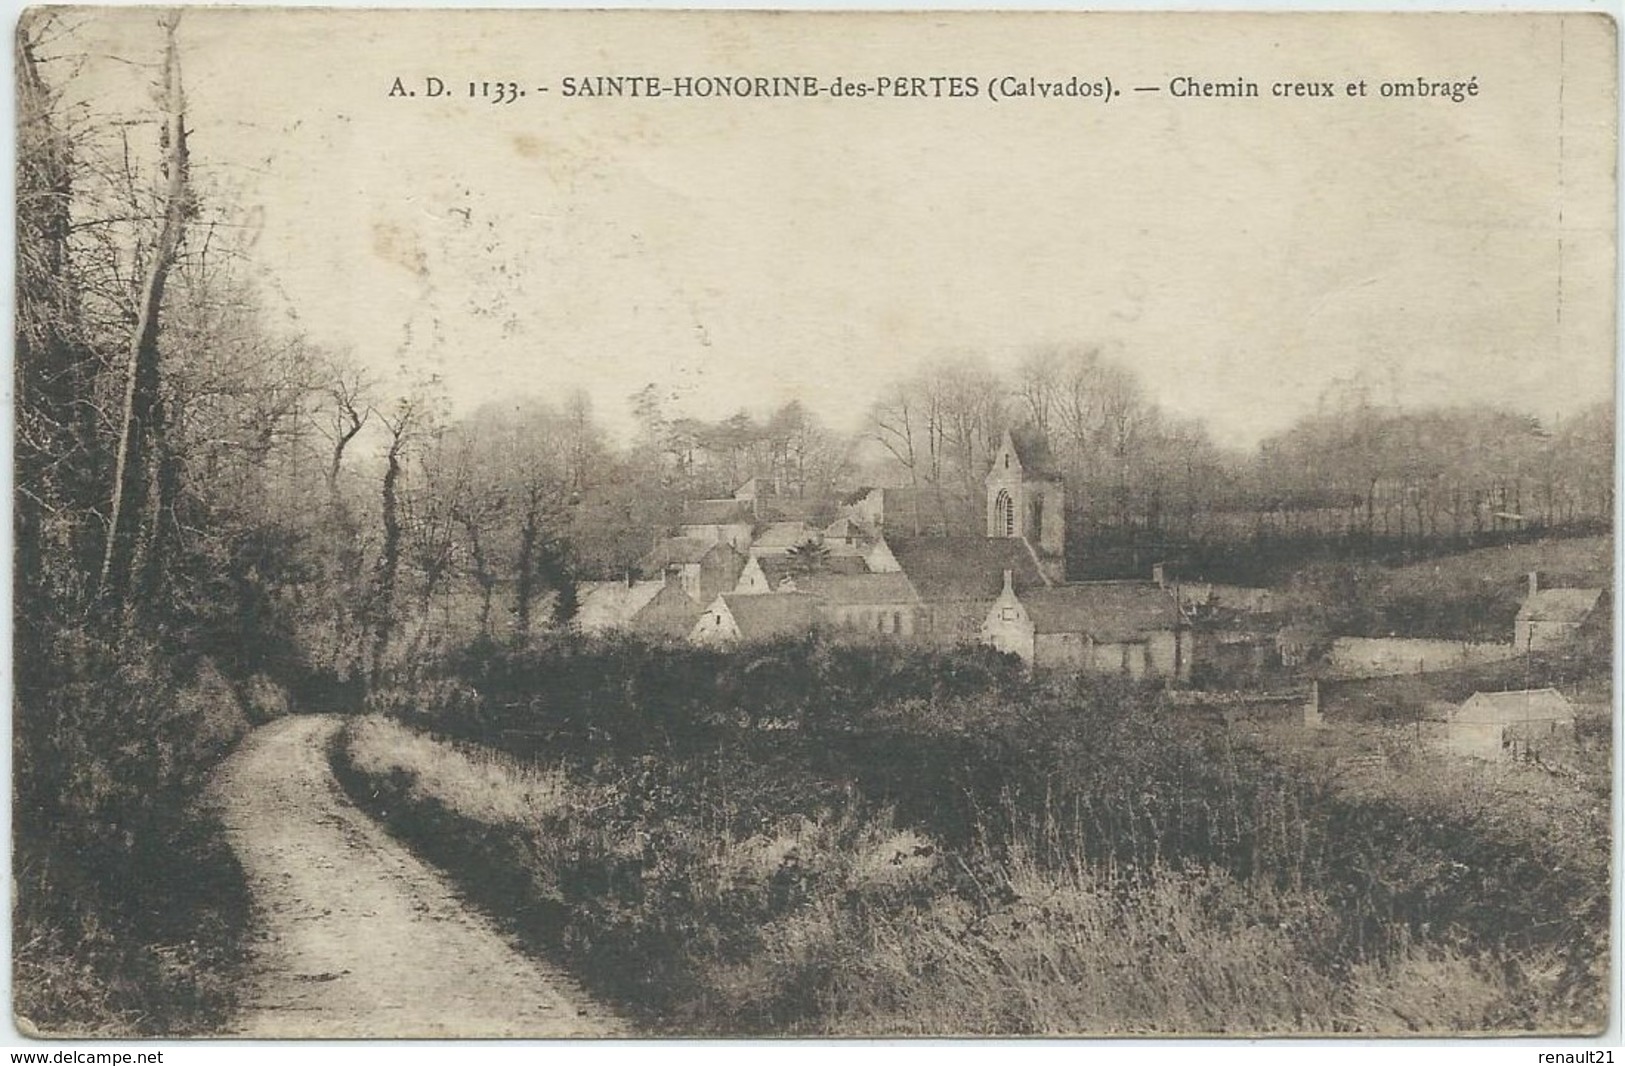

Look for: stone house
[980,571,1189,681]
[780,572,921,637]
[639,537,745,606]
[1514,572,1606,653]
[576,571,707,639]
[678,498,755,552]
[747,521,821,556]
[886,536,1050,643]
[630,581,708,639]
[574,579,667,634]
[691,592,824,644]
[735,554,868,594]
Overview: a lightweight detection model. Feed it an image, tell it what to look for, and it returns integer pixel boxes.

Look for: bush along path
[205,715,626,1038]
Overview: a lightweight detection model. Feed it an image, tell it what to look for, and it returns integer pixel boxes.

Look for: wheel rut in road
[208,715,626,1038]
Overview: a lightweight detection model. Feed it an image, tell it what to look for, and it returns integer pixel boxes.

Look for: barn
[1445,688,1576,760]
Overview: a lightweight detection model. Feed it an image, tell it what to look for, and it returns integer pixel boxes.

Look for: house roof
[755,497,828,523]
[824,515,875,541]
[1516,588,1604,624]
[575,580,668,632]
[682,498,755,525]
[630,583,705,638]
[718,593,823,639]
[888,536,1047,602]
[733,476,781,499]
[1455,688,1575,724]
[784,571,919,605]
[1017,582,1182,641]
[750,521,819,551]
[755,554,869,588]
[1006,426,1061,479]
[1177,582,1275,615]
[640,536,727,571]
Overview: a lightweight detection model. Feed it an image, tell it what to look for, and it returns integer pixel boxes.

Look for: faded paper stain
[371,220,428,277]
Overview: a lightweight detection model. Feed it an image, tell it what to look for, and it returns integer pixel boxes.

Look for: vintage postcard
[11,7,1616,1041]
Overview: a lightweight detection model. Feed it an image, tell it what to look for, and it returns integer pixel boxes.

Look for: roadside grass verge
[333,714,1594,1035]
[12,650,260,1037]
[13,815,254,1037]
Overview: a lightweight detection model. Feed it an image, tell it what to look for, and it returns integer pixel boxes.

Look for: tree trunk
[370,437,405,685]
[100,12,189,609]
[15,20,85,605]
[513,495,539,643]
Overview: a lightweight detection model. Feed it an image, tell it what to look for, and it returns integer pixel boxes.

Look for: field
[335,634,1611,1035]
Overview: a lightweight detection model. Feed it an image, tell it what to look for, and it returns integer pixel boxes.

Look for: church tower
[986,427,1066,580]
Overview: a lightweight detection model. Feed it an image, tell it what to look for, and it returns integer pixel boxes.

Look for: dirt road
[208,715,626,1038]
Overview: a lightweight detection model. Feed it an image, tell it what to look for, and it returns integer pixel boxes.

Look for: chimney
[1002,568,1015,595]
[1303,680,1323,728]
[1528,571,1539,597]
[625,568,635,589]
[1153,562,1166,588]
[664,566,682,589]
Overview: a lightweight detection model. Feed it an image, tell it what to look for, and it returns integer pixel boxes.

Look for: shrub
[240,673,292,725]
[12,633,254,1035]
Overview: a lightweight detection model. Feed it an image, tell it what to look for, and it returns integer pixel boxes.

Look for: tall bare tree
[99,11,191,610]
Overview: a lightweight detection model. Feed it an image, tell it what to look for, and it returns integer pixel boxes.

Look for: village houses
[567,426,1206,682]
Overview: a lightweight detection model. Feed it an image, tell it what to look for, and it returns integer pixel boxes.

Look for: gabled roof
[750,521,819,551]
[785,571,919,605]
[1516,588,1604,624]
[1017,582,1182,641]
[756,554,869,588]
[888,536,1046,602]
[1455,688,1575,723]
[1006,426,1061,479]
[575,580,667,632]
[719,592,823,639]
[682,498,755,526]
[630,583,705,639]
[733,476,780,500]
[640,536,729,571]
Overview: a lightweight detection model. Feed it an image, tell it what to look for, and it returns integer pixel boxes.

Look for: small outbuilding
[1445,688,1576,760]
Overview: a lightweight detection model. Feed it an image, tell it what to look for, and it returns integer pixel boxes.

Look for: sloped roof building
[691,593,825,644]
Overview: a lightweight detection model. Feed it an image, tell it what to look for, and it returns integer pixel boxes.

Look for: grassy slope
[1386,535,1612,587]
[333,714,1603,1035]
[1274,534,1612,642]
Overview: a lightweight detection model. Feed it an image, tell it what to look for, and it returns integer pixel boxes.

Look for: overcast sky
[57,9,1616,451]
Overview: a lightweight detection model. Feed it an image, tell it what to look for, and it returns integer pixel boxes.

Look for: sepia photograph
[10,6,1618,1041]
